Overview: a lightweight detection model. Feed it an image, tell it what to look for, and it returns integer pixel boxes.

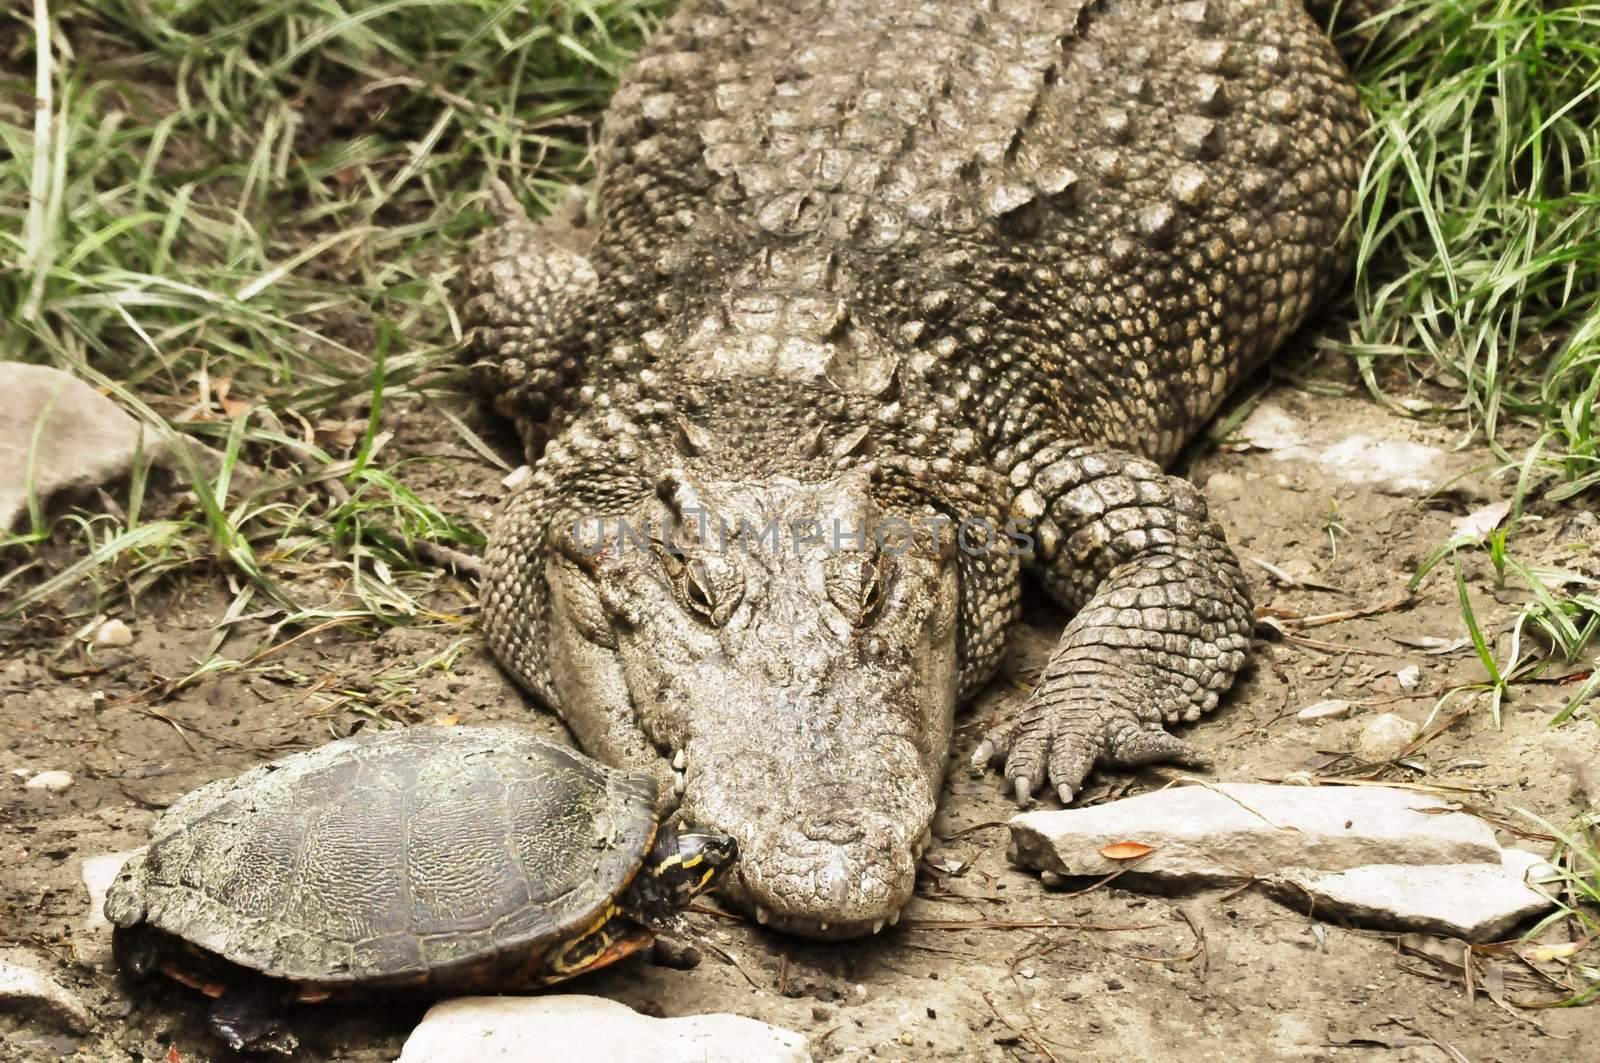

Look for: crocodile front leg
[483,481,683,809]
[458,182,597,456]
[975,443,1253,805]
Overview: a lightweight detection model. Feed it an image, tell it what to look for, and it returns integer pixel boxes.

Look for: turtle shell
[104,725,659,989]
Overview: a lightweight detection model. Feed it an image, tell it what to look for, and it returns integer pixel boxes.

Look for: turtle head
[621,822,738,934]
[649,824,739,908]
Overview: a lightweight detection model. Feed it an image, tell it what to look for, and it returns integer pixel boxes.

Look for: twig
[412,539,482,578]
[697,939,761,990]
[981,990,1059,1063]
[1386,1016,1470,1063]
[902,918,1161,932]
[1261,594,1413,630]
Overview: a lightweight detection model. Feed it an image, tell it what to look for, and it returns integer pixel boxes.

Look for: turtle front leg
[206,984,299,1057]
[975,442,1253,805]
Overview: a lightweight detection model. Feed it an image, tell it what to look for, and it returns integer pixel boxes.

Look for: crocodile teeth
[672,749,686,771]
[673,771,686,797]
[888,908,901,926]
[872,919,885,934]
[817,922,829,932]
[755,906,770,925]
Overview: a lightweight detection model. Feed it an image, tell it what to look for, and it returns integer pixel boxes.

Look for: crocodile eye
[661,551,743,627]
[826,553,887,627]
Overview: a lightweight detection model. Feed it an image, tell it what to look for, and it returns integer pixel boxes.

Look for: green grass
[1341,0,1600,496]
[0,0,669,636]
[1343,1,1600,740]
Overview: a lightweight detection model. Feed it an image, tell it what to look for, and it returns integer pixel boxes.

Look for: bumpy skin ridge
[462,0,1366,938]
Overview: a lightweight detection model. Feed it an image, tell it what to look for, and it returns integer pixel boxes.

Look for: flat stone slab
[397,995,812,1063]
[1267,850,1556,942]
[0,363,163,531]
[0,948,92,1033]
[1009,783,1502,882]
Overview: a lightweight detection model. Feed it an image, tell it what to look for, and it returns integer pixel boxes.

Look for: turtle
[104,724,737,1054]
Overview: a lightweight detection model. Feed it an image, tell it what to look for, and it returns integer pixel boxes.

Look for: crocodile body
[460,0,1365,938]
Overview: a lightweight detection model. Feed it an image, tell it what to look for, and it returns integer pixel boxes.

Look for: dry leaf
[1452,499,1513,540]
[1099,840,1155,860]
[1520,940,1584,963]
[1389,634,1472,655]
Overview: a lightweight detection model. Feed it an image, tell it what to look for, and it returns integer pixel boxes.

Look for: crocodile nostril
[799,816,866,844]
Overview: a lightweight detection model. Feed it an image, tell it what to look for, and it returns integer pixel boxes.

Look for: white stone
[1236,403,1305,451]
[82,851,139,934]
[1357,712,1419,761]
[501,464,533,490]
[1313,435,1451,496]
[1395,665,1422,691]
[1268,848,1557,942]
[93,618,133,648]
[1203,471,1243,499]
[1008,783,1501,882]
[397,995,812,1063]
[1296,699,1351,721]
[23,770,74,793]
[0,363,167,530]
[1236,400,1484,498]
[0,949,92,1032]
[74,850,140,969]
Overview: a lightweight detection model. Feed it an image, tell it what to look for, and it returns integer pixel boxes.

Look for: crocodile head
[544,464,961,938]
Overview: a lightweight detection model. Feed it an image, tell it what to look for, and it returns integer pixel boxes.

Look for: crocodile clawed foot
[974,701,1210,808]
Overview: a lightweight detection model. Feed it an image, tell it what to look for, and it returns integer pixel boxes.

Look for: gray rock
[0,949,92,1033]
[1296,699,1351,721]
[1008,783,1502,883]
[92,619,134,648]
[23,770,74,793]
[397,996,812,1063]
[1357,712,1419,761]
[0,364,164,531]
[1268,848,1557,942]
[1237,400,1486,498]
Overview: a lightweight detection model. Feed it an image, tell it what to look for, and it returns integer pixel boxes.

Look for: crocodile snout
[724,815,923,939]
[679,734,938,939]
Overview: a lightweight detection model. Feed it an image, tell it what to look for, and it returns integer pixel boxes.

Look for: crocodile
[458,0,1367,939]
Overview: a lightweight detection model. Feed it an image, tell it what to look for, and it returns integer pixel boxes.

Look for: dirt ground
[3,377,1597,1062]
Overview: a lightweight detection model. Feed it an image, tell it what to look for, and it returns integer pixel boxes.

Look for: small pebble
[1296,699,1351,721]
[810,1005,832,1023]
[1203,471,1243,499]
[1396,664,1422,691]
[24,770,74,793]
[1357,712,1419,762]
[93,619,133,648]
